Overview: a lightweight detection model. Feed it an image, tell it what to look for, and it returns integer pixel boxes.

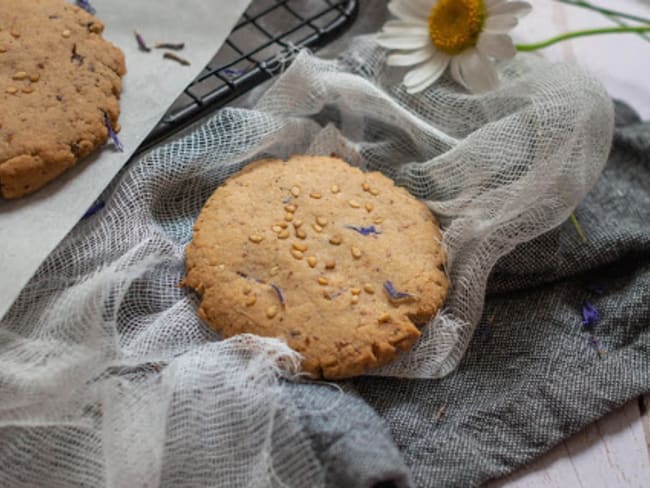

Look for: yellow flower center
[429,0,486,55]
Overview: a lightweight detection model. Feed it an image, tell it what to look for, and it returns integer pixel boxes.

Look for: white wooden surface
[487,396,650,487]
[488,1,650,486]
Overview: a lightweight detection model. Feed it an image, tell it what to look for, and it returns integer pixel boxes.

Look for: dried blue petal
[581,301,599,327]
[383,281,417,301]
[81,200,104,219]
[103,112,124,152]
[222,67,246,77]
[238,274,285,307]
[134,31,151,52]
[76,0,96,14]
[270,283,285,308]
[346,225,381,236]
[154,42,185,51]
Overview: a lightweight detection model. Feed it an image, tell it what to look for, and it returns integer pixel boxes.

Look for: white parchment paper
[0,0,250,319]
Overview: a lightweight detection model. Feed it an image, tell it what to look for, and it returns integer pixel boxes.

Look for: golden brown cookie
[0,0,126,199]
[184,156,448,379]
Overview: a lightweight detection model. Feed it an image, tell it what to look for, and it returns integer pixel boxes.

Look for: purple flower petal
[345,225,382,236]
[154,42,185,51]
[270,283,286,308]
[103,112,124,152]
[238,273,284,307]
[76,0,96,15]
[222,67,246,77]
[383,281,417,301]
[134,31,151,52]
[581,301,600,327]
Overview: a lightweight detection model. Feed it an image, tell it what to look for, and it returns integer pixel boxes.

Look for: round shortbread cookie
[0,0,125,199]
[183,156,448,379]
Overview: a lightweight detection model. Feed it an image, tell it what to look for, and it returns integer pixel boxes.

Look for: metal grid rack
[140,0,358,152]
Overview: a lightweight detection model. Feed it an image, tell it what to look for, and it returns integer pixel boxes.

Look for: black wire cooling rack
[139,0,358,152]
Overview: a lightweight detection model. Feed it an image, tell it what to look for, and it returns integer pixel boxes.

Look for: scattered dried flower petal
[346,225,381,236]
[383,281,417,302]
[581,301,599,328]
[163,51,191,66]
[76,0,96,14]
[134,31,151,52]
[222,67,246,77]
[103,112,124,152]
[154,41,185,50]
[270,283,286,308]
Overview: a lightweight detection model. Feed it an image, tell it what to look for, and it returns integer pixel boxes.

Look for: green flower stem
[556,0,650,44]
[516,26,650,51]
[605,13,650,44]
[555,0,650,25]
[570,213,587,242]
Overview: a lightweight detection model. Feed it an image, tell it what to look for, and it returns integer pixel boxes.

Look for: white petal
[477,33,517,60]
[387,45,436,66]
[483,14,518,33]
[388,0,432,22]
[488,1,532,18]
[406,72,445,94]
[382,22,429,37]
[485,0,506,8]
[383,19,428,30]
[403,52,450,88]
[406,62,450,93]
[376,33,430,50]
[456,49,500,93]
[450,57,464,89]
[452,49,499,93]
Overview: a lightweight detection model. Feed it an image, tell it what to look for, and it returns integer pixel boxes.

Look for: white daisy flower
[377,0,532,94]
